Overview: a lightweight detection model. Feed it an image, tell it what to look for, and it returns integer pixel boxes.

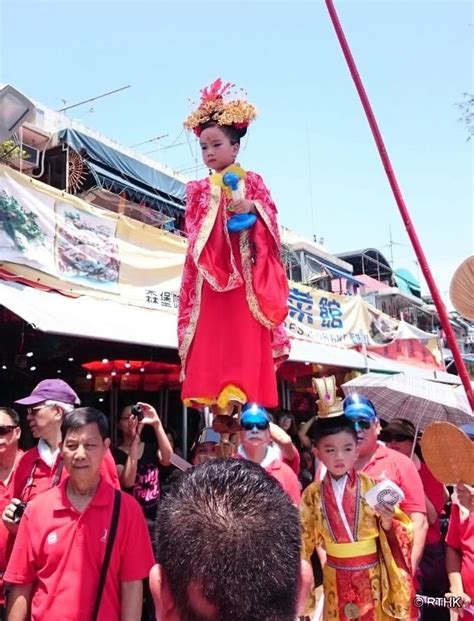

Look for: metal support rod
[325,0,474,410]
[164,389,169,427]
[111,384,118,448]
[159,388,164,421]
[286,382,291,412]
[182,404,188,460]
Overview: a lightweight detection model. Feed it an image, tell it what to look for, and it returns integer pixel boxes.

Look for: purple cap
[15,379,81,406]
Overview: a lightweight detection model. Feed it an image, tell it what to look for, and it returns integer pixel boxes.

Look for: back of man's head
[153,459,303,621]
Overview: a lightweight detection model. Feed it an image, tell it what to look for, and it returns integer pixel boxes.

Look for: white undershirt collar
[37,438,60,468]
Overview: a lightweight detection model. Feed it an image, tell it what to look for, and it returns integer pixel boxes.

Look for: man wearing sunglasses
[0,408,22,620]
[238,404,300,504]
[344,394,428,578]
[2,379,119,537]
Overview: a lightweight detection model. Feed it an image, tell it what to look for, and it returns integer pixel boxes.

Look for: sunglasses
[26,405,46,415]
[241,422,269,431]
[353,419,373,431]
[0,425,18,436]
[382,433,412,443]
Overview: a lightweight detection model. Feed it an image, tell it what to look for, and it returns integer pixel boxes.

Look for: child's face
[200,126,239,172]
[315,430,358,479]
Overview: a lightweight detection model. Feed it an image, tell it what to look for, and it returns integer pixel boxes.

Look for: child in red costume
[179,80,289,413]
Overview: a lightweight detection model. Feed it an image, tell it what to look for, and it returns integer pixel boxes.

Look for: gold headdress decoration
[312,375,344,418]
[184,79,257,137]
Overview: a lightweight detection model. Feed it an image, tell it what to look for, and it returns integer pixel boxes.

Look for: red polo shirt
[361,443,426,515]
[265,459,301,505]
[12,446,120,501]
[5,477,154,621]
[445,503,474,601]
[0,450,22,604]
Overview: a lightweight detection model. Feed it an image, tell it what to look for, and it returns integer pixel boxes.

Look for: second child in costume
[300,377,413,620]
[179,80,289,418]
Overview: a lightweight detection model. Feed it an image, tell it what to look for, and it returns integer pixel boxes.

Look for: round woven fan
[68,149,88,194]
[450,256,474,320]
[421,422,474,484]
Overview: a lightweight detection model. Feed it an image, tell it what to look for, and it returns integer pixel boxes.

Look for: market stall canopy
[0,279,178,349]
[288,338,368,369]
[0,279,461,385]
[59,129,186,206]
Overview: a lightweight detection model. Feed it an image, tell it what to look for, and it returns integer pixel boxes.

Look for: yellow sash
[325,538,378,558]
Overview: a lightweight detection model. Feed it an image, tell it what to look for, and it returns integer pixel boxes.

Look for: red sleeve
[287,470,302,505]
[419,463,446,514]
[445,503,461,551]
[119,496,155,581]
[12,453,32,500]
[282,447,300,475]
[184,180,202,236]
[394,454,427,515]
[4,512,36,585]
[100,450,120,490]
[280,464,301,505]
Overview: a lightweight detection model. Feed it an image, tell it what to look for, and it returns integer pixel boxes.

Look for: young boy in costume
[300,376,413,620]
[179,80,289,423]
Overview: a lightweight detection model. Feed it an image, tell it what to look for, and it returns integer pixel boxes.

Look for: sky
[1,0,472,305]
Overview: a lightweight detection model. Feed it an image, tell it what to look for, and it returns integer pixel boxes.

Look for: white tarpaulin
[0,280,178,349]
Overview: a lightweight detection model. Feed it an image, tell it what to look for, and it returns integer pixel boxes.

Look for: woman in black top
[113,402,172,526]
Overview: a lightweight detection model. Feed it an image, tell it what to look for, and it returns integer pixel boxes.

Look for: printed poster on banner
[0,165,186,310]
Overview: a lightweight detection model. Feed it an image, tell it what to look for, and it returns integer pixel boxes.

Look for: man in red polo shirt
[5,406,154,621]
[343,394,428,574]
[2,379,119,535]
[238,404,301,504]
[0,408,22,620]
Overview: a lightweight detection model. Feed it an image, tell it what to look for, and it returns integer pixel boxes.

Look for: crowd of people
[0,376,471,620]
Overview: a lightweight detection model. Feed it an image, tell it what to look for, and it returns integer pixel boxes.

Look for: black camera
[131,404,144,422]
[12,501,27,524]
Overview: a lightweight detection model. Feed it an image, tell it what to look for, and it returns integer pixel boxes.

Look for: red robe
[178,168,289,409]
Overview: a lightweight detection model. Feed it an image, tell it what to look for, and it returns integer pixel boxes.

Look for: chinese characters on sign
[288,288,314,325]
[319,297,343,329]
[145,290,179,310]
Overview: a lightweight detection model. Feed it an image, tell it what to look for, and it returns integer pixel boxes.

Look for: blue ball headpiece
[241,403,270,426]
[343,394,377,424]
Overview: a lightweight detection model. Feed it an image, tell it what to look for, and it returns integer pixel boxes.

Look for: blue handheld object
[227,213,257,232]
[222,171,240,191]
[222,172,257,232]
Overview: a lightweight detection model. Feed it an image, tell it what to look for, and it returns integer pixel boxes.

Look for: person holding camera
[113,402,172,528]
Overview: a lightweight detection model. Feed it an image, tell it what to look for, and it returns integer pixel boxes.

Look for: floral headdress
[184,79,257,137]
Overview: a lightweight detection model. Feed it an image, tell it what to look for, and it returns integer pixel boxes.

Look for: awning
[0,280,178,349]
[366,354,461,385]
[59,128,186,206]
[316,257,363,287]
[85,161,182,212]
[0,279,461,385]
[288,339,369,370]
[394,268,421,297]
